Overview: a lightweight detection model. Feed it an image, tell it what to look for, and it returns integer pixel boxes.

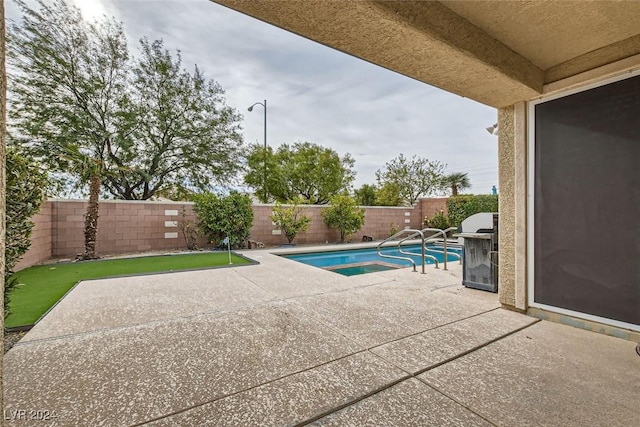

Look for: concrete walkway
[4,249,639,426]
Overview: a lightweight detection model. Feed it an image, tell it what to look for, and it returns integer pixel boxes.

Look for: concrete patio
[4,249,639,426]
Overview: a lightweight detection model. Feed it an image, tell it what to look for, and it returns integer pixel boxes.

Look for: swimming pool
[283,244,462,276]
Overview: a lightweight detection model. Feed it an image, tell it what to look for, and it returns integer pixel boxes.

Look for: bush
[177,207,199,250]
[193,191,254,249]
[388,222,400,237]
[270,199,312,244]
[447,195,498,227]
[423,209,452,230]
[322,194,365,243]
[5,147,48,317]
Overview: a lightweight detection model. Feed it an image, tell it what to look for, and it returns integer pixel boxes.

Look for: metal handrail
[424,246,462,264]
[376,227,461,273]
[397,232,437,270]
[376,228,424,273]
[421,228,448,270]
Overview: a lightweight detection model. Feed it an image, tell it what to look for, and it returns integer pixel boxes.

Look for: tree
[101,38,243,200]
[353,184,378,206]
[375,154,446,206]
[8,0,244,257]
[444,172,471,196]
[375,181,403,206]
[9,0,130,259]
[193,192,254,249]
[5,147,47,317]
[269,199,312,244]
[245,141,355,204]
[447,195,498,228]
[322,194,365,243]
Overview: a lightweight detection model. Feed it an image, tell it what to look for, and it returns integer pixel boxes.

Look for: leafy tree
[193,192,254,249]
[443,172,471,196]
[8,0,130,259]
[244,144,284,202]
[447,194,498,227]
[102,38,243,200]
[154,184,196,202]
[322,194,365,243]
[269,199,312,244]
[245,141,355,204]
[354,184,378,206]
[8,0,244,257]
[375,181,403,206]
[375,154,446,206]
[5,147,47,317]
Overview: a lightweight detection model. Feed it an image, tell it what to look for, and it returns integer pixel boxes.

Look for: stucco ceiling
[441,0,640,70]
[211,0,640,107]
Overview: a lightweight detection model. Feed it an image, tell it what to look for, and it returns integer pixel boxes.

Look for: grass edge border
[5,251,259,331]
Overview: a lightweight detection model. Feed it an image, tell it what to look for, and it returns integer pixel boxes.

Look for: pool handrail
[421,228,449,270]
[376,227,462,273]
[397,233,437,271]
[424,246,462,264]
[424,227,462,265]
[376,228,424,273]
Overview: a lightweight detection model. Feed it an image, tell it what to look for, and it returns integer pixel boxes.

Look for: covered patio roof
[211,0,640,107]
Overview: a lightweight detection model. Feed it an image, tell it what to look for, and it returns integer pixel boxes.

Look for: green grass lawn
[6,252,251,328]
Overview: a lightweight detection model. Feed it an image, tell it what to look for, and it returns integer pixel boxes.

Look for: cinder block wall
[418,197,449,222]
[14,202,53,271]
[50,200,209,258]
[251,204,426,246]
[15,197,449,269]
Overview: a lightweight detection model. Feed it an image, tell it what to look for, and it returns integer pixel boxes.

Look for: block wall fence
[15,198,448,271]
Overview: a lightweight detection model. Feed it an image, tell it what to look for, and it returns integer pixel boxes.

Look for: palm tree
[60,146,108,260]
[444,172,471,196]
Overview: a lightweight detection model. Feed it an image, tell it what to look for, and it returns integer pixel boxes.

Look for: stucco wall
[498,102,530,312]
[15,198,448,269]
[497,107,516,309]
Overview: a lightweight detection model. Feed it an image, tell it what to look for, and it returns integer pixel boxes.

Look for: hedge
[447,195,498,227]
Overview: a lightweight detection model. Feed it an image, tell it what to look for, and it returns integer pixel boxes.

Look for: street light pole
[248,99,267,202]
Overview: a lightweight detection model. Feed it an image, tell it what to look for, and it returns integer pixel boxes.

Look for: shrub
[322,194,365,243]
[5,147,48,317]
[388,222,400,237]
[270,199,312,244]
[423,209,452,230]
[177,207,199,250]
[193,191,254,249]
[447,195,498,227]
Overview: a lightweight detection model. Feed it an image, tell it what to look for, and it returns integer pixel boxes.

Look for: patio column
[497,103,527,311]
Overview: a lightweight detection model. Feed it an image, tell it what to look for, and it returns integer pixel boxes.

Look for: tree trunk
[83,174,101,260]
[451,185,458,196]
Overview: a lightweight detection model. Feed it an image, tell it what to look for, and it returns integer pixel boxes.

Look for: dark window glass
[534,75,640,326]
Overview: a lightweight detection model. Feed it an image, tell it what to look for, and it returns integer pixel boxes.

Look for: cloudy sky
[7,0,499,193]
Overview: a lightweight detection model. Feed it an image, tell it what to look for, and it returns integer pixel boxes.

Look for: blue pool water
[331,264,398,276]
[283,244,462,274]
